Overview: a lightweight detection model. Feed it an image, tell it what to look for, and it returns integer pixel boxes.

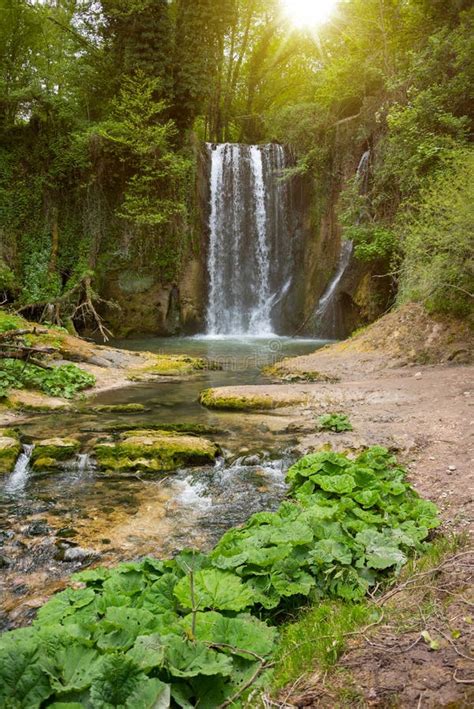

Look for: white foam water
[4,444,34,496]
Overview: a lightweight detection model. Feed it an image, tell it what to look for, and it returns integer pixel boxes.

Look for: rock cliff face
[101,139,391,339]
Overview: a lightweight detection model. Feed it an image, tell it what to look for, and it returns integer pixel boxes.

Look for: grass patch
[271,600,377,691]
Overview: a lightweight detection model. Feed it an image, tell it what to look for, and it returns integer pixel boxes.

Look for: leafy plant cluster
[0,360,95,399]
[317,413,353,432]
[0,447,439,707]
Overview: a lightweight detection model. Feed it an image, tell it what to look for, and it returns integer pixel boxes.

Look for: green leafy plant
[0,360,95,399]
[317,413,353,432]
[0,447,439,707]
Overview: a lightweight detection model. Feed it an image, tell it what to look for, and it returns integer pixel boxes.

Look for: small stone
[414,372,422,379]
[56,527,78,539]
[243,454,260,466]
[62,546,97,563]
[26,520,50,537]
[448,465,456,471]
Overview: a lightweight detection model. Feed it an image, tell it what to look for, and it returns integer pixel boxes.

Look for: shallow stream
[0,336,327,629]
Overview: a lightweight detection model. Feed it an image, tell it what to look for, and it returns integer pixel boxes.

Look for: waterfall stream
[4,444,34,496]
[313,149,371,337]
[206,143,294,336]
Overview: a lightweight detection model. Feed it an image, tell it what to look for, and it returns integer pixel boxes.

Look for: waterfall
[313,149,371,338]
[4,444,34,496]
[206,143,293,337]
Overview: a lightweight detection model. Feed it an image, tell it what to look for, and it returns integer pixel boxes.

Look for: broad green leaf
[126,634,165,670]
[181,611,277,658]
[366,545,407,570]
[174,569,253,612]
[271,570,315,597]
[353,489,380,508]
[35,588,96,626]
[311,473,356,494]
[164,636,233,678]
[309,539,352,565]
[102,570,146,599]
[97,607,155,651]
[39,642,100,693]
[0,640,52,709]
[245,544,293,567]
[269,521,313,546]
[126,677,170,708]
[89,655,148,708]
[139,573,179,613]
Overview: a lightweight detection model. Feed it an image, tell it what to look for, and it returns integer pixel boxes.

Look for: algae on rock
[199,388,305,411]
[31,437,80,471]
[94,429,219,473]
[0,429,21,474]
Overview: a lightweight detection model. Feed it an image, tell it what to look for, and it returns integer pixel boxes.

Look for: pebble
[25,520,50,537]
[448,465,456,471]
[414,372,422,379]
[62,546,97,563]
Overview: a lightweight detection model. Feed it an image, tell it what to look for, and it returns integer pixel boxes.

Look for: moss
[199,388,304,411]
[262,362,339,383]
[87,422,227,436]
[31,437,80,466]
[32,456,59,471]
[0,429,21,474]
[89,403,147,413]
[0,311,29,333]
[135,355,208,378]
[94,430,219,473]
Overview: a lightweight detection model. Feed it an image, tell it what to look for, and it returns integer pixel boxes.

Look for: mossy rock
[262,363,339,383]
[137,355,207,377]
[129,354,222,380]
[31,437,80,467]
[199,388,303,411]
[94,430,219,473]
[89,403,147,414]
[85,422,228,436]
[32,456,59,472]
[0,429,21,474]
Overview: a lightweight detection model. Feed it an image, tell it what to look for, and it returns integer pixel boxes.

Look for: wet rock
[0,429,21,475]
[62,546,98,563]
[199,387,305,411]
[89,403,147,413]
[94,430,219,474]
[31,437,81,471]
[56,527,78,539]
[26,520,51,537]
[242,454,261,466]
[0,554,11,568]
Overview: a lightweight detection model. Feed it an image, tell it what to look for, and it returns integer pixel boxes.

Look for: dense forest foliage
[0,0,472,333]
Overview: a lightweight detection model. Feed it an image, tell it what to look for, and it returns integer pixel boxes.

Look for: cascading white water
[314,240,354,330]
[248,145,272,333]
[206,143,292,336]
[313,149,371,337]
[4,444,34,495]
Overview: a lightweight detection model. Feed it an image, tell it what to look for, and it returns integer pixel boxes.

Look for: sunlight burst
[281,0,339,28]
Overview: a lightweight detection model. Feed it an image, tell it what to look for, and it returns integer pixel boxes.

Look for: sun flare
[281,0,339,28]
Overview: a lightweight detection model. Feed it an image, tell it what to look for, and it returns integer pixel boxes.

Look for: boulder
[94,429,219,473]
[31,437,80,471]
